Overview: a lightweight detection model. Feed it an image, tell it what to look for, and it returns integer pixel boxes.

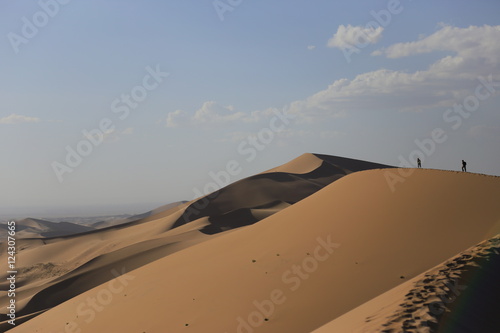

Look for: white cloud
[286,24,500,119]
[307,45,316,50]
[164,25,500,129]
[327,24,384,49]
[287,68,468,118]
[373,24,500,65]
[165,101,273,128]
[0,113,41,124]
[165,109,188,128]
[192,101,246,124]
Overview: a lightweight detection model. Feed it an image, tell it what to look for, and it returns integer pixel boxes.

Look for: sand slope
[89,201,188,229]
[7,167,499,333]
[1,153,390,329]
[312,235,500,332]
[173,153,393,233]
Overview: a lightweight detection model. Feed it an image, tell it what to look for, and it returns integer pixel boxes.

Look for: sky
[1,0,500,218]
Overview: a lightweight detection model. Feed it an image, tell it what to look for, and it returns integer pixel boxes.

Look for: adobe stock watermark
[213,0,244,21]
[385,74,500,192]
[182,107,296,222]
[55,267,135,333]
[226,235,340,333]
[51,64,169,183]
[7,0,72,54]
[340,0,408,63]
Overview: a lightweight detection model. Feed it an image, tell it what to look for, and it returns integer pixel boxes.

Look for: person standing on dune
[462,160,467,172]
[417,158,421,168]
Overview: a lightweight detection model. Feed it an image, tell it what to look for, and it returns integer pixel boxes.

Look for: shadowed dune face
[175,153,395,232]
[5,164,499,333]
[312,153,394,172]
[435,238,500,333]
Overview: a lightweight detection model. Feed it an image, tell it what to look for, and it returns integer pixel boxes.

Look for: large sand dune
[1,153,390,330]
[3,154,499,333]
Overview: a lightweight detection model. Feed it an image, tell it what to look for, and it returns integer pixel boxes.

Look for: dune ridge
[173,153,393,232]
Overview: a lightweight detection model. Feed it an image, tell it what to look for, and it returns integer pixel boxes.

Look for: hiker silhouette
[417,158,421,168]
[462,160,467,172]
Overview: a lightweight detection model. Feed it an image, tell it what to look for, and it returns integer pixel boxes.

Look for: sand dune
[0,202,203,325]
[90,201,188,229]
[173,153,393,233]
[0,218,94,239]
[1,153,390,330]
[5,161,499,333]
[262,153,391,175]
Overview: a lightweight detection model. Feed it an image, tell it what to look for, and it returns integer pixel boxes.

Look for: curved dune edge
[261,153,393,175]
[7,168,500,333]
[173,153,394,229]
[260,153,325,174]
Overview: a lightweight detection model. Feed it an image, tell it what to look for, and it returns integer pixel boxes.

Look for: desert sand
[1,153,499,333]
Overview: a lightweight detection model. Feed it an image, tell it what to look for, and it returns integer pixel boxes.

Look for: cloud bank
[0,113,41,124]
[165,25,500,127]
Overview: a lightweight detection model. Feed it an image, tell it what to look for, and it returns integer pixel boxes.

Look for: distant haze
[1,202,165,221]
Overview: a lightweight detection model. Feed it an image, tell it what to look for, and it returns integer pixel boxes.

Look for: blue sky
[1,0,500,218]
